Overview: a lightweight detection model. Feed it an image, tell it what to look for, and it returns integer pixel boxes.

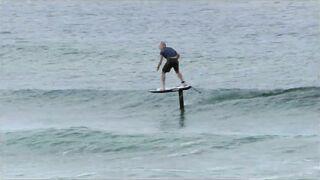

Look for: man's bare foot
[181,81,187,87]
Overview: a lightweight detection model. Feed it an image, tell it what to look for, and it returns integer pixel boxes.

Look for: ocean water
[0,0,319,179]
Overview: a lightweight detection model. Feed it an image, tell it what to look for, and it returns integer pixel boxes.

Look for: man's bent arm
[157,55,164,71]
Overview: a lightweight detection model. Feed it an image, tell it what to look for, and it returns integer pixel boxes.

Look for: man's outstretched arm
[157,55,164,71]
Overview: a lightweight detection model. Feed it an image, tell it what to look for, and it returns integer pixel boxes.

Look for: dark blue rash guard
[160,47,178,59]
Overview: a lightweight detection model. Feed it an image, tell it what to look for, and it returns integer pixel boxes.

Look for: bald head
[159,41,166,50]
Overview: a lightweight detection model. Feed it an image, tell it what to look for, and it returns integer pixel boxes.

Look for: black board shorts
[162,58,179,73]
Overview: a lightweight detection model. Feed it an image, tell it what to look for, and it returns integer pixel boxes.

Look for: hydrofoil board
[149,85,192,93]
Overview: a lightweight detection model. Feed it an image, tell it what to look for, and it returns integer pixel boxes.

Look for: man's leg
[173,59,186,86]
[176,72,184,82]
[161,72,166,90]
[176,72,186,86]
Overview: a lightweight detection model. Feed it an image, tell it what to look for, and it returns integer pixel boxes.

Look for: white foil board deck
[149,85,192,93]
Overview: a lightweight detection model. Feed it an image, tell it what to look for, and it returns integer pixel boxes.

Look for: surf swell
[4,127,317,155]
[0,86,318,110]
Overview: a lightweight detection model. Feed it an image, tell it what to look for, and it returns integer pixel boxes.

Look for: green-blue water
[1,0,319,179]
